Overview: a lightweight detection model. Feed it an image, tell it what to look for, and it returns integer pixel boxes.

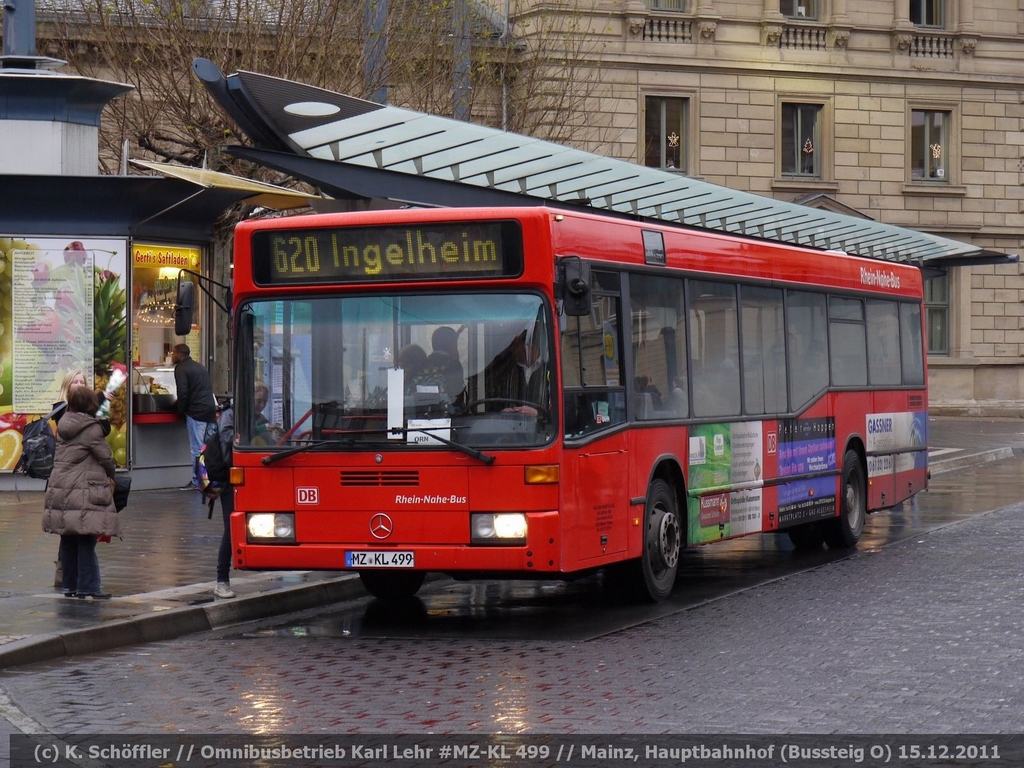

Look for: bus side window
[828,296,867,387]
[900,302,925,385]
[564,390,626,439]
[786,290,828,410]
[689,279,741,418]
[866,300,902,386]
[561,271,626,438]
[631,273,687,419]
[741,285,786,415]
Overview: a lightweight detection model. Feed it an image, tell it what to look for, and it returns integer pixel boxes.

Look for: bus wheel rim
[845,475,864,532]
[652,509,680,571]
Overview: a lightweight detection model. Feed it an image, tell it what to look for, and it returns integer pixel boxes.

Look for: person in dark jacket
[213,403,236,599]
[407,327,465,405]
[42,387,119,600]
[49,369,87,588]
[171,343,217,490]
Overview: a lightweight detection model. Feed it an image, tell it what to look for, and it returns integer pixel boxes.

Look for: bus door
[560,274,629,566]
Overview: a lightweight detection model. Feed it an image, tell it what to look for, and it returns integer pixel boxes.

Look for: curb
[0,574,367,671]
[929,447,1014,476]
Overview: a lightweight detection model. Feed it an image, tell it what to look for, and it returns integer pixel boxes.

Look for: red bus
[222,206,928,602]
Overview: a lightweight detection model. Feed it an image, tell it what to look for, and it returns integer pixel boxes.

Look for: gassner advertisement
[866,411,928,477]
[687,421,764,544]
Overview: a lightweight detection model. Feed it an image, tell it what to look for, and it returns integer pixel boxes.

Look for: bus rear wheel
[359,570,426,600]
[628,478,681,603]
[824,449,866,549]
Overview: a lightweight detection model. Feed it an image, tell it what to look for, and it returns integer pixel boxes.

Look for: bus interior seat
[312,402,343,438]
[634,391,676,420]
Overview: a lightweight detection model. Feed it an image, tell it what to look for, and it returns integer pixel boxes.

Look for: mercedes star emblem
[369,513,393,539]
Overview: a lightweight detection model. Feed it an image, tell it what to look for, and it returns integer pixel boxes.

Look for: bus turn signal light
[524,465,559,484]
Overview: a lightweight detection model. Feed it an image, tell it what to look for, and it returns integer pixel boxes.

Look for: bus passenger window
[900,302,925,385]
[828,296,867,387]
[786,290,828,409]
[689,280,741,418]
[867,300,901,386]
[631,273,687,419]
[741,285,786,415]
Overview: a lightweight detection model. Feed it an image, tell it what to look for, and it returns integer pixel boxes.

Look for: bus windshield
[239,292,557,451]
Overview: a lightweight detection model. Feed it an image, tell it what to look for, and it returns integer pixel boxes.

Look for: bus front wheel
[359,570,426,600]
[824,449,866,549]
[629,478,681,603]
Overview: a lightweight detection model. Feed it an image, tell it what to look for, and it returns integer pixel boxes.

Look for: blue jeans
[186,416,208,487]
[59,534,100,595]
[217,486,234,583]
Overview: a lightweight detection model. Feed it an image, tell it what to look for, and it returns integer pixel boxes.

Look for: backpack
[196,419,231,499]
[17,403,66,480]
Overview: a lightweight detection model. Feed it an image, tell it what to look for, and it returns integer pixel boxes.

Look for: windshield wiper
[259,427,495,466]
[260,439,349,465]
[389,426,496,465]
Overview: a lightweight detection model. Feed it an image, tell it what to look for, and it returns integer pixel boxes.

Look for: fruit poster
[0,236,129,470]
[686,421,765,544]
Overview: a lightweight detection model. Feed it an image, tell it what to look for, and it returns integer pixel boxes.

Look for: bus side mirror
[174,280,195,336]
[558,257,591,316]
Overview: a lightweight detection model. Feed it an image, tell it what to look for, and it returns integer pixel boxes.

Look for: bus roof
[235,205,922,298]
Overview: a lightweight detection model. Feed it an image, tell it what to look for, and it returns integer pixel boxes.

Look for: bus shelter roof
[195,59,1014,267]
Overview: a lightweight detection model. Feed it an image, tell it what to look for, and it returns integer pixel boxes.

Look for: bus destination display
[251,221,522,285]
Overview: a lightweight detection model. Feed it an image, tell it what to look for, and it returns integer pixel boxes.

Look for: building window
[645,96,688,173]
[781,103,821,178]
[911,110,950,182]
[781,0,818,19]
[911,0,945,27]
[648,0,683,9]
[924,273,949,355]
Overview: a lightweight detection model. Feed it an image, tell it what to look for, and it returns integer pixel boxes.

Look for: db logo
[296,487,319,505]
[766,433,777,455]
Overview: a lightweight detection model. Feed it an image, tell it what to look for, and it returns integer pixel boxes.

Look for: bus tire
[359,570,426,600]
[824,449,866,549]
[629,478,681,603]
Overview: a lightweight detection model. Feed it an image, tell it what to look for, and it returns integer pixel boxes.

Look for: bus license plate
[346,551,415,568]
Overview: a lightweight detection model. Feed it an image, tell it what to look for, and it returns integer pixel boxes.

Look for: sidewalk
[0,415,1022,670]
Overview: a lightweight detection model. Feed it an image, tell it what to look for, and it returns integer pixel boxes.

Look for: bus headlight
[471,513,527,545]
[247,512,296,543]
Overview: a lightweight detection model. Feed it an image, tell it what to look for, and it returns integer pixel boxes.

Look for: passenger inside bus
[407,326,465,405]
[251,380,283,445]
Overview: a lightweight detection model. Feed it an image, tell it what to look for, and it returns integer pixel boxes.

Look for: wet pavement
[0,416,1022,669]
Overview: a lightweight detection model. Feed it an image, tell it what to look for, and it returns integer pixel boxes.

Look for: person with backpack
[42,387,119,600]
[407,326,465,406]
[210,401,236,599]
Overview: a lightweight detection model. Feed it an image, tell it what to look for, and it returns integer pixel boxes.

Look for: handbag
[113,473,132,512]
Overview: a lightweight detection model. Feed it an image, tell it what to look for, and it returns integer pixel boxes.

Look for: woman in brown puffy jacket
[42,387,119,600]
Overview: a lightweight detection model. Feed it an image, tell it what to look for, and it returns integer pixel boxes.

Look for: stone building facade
[507,0,1024,415]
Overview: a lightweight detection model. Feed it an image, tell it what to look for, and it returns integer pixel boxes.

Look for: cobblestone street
[3,486,1023,736]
